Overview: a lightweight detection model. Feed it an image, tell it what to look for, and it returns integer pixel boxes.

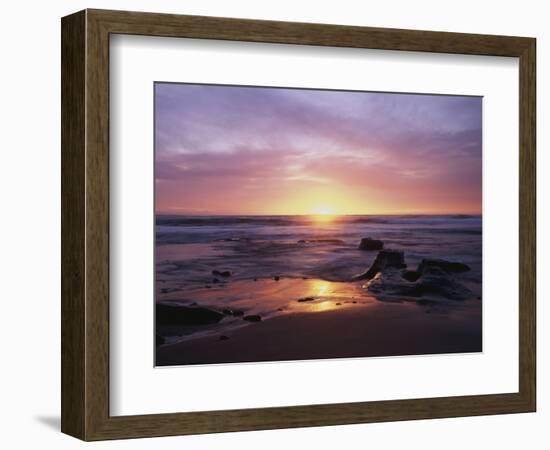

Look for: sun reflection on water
[310,214,336,225]
[308,207,338,225]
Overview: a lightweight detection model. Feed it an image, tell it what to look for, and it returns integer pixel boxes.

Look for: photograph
[154,83,483,366]
[2,1,539,445]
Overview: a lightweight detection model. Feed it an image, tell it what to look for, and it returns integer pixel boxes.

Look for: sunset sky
[155,83,482,215]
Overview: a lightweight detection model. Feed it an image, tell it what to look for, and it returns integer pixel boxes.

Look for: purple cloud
[155,83,482,215]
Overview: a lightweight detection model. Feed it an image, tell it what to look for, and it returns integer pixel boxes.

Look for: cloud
[154,83,482,214]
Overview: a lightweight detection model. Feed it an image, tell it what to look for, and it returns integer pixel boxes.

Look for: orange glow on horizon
[309,206,337,224]
[155,83,482,216]
[156,168,482,216]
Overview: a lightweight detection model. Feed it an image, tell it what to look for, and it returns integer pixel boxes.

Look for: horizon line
[155,212,482,217]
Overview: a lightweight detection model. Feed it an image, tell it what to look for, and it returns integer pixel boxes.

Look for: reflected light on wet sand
[314,280,330,297]
[298,279,359,313]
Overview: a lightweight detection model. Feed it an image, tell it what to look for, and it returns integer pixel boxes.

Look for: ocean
[156,214,482,284]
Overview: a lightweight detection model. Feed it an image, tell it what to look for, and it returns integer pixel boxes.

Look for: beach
[155,214,482,366]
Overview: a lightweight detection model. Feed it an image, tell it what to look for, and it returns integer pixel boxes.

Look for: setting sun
[312,207,335,215]
[310,207,337,224]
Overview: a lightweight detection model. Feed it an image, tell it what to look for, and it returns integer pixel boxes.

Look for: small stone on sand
[243,315,262,322]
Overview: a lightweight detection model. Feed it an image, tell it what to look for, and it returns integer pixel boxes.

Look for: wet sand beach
[157,280,481,366]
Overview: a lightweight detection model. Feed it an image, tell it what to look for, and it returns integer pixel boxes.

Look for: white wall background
[0,1,547,448]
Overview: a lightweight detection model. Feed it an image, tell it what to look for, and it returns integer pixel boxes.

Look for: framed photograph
[61,9,536,440]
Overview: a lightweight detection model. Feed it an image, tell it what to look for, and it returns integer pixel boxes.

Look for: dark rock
[418,258,470,274]
[378,250,406,267]
[353,249,406,280]
[243,314,262,322]
[212,278,220,283]
[416,299,438,306]
[222,309,233,315]
[212,269,232,277]
[402,270,422,282]
[297,297,316,302]
[156,334,165,346]
[219,335,230,341]
[156,303,224,325]
[364,270,402,296]
[335,302,342,306]
[273,276,280,281]
[232,310,244,317]
[412,271,471,300]
[358,237,384,251]
[365,267,471,302]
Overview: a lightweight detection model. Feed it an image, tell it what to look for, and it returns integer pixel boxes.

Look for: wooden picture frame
[61,9,536,441]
